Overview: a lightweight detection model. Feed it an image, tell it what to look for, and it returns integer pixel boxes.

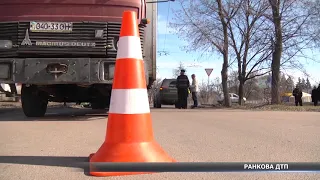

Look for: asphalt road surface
[0,105,319,180]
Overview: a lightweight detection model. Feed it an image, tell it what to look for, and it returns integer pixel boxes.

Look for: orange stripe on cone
[120,11,140,37]
[112,59,146,89]
[105,113,154,143]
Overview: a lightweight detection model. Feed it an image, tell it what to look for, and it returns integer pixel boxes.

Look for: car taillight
[160,86,168,90]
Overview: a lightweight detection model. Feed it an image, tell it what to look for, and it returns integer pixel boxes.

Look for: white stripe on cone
[116,36,143,60]
[109,89,150,114]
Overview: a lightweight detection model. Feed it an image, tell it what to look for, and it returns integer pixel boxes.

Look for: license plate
[30,21,73,33]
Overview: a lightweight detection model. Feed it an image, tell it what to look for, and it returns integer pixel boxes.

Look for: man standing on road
[190,74,199,108]
[176,69,190,109]
[311,86,318,106]
[292,85,303,106]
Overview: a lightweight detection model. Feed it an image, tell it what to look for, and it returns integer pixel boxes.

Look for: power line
[157,50,170,56]
[162,1,171,52]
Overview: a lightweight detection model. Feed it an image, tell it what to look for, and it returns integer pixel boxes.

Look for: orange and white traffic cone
[88,11,175,177]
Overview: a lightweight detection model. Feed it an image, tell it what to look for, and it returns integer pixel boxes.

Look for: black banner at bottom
[88,162,320,172]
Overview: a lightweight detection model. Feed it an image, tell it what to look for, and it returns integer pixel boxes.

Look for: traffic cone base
[89,141,175,176]
[90,170,152,177]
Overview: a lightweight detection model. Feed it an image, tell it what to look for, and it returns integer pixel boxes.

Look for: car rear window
[169,81,176,88]
[161,79,176,87]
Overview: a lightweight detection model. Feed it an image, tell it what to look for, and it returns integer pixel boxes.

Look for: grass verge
[231,102,320,112]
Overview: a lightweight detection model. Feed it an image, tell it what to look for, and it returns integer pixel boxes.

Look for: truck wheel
[21,85,48,117]
[91,96,110,110]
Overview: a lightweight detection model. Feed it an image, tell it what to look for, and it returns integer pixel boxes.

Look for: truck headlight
[0,63,11,80]
[0,40,13,49]
[108,64,115,79]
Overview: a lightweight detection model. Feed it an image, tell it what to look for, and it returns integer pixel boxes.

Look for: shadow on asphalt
[0,107,108,122]
[150,105,225,112]
[0,155,89,174]
[0,108,19,114]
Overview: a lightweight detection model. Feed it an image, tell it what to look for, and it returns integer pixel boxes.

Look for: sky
[155,1,320,86]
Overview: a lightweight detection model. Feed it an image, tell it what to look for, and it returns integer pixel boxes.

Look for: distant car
[153,79,179,108]
[218,93,246,104]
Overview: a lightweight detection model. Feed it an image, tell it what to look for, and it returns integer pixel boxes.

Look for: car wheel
[174,103,179,108]
[153,97,161,108]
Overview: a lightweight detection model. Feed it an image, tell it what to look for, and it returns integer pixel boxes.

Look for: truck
[0,0,157,117]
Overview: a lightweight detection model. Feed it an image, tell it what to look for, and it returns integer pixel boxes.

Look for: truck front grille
[0,21,145,58]
[107,22,145,58]
[17,22,108,56]
[0,22,18,57]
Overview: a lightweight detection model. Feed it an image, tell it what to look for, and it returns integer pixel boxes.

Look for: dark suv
[153,79,178,108]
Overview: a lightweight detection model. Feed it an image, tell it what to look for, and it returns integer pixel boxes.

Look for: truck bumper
[0,58,115,84]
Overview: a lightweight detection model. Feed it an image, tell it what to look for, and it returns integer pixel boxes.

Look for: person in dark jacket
[176,69,190,109]
[311,86,318,106]
[292,86,303,106]
[317,84,320,105]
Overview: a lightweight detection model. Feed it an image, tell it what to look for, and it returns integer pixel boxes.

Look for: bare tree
[170,0,242,107]
[285,75,295,92]
[228,0,273,105]
[171,0,316,106]
[306,0,320,45]
[267,0,283,104]
[263,0,316,104]
[197,77,223,105]
[243,77,262,100]
[172,61,186,78]
[213,77,223,94]
[228,71,239,93]
[279,73,287,95]
[228,70,262,100]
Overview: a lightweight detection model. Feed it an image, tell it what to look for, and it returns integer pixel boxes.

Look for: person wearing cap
[176,69,190,109]
[190,74,199,108]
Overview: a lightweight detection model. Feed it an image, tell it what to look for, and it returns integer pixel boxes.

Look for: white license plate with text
[30,21,73,33]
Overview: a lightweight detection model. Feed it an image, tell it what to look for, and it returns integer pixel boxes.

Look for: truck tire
[91,96,110,110]
[21,85,48,117]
